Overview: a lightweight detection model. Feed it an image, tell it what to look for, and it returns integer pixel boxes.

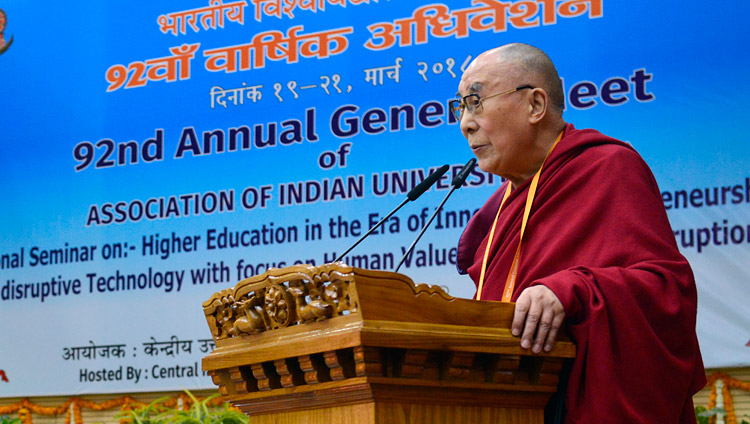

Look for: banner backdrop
[0,1,748,396]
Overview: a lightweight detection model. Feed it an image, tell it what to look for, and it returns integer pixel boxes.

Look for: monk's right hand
[511,285,565,353]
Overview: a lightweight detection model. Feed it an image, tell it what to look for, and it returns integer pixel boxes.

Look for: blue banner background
[1,0,748,396]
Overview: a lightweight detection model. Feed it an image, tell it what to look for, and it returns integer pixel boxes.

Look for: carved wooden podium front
[201,263,575,424]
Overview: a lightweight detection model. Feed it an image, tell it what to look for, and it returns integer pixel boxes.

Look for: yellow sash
[476,131,563,301]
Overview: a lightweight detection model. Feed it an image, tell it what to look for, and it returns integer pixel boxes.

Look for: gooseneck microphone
[334,164,450,262]
[394,158,477,272]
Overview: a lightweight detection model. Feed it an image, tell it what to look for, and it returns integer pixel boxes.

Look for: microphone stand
[394,158,476,273]
[334,164,450,263]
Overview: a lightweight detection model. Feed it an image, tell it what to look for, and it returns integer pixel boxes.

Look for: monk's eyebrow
[457,82,483,97]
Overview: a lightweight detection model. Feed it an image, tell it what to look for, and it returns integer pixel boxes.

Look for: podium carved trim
[201,263,576,422]
[202,263,459,341]
[203,263,364,340]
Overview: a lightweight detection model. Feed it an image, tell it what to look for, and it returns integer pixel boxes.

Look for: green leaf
[110,391,248,424]
[0,415,22,424]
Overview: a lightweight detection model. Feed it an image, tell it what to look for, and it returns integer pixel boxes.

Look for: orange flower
[0,390,242,424]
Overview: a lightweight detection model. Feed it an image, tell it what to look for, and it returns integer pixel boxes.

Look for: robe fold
[457,124,705,423]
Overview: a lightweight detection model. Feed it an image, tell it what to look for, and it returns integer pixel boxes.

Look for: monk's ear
[527,88,548,124]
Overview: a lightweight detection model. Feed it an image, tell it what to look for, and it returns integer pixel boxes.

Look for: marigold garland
[704,372,750,424]
[707,379,718,424]
[0,392,235,424]
[3,374,746,424]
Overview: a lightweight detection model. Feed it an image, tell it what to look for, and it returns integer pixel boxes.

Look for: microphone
[334,164,450,262]
[394,158,477,272]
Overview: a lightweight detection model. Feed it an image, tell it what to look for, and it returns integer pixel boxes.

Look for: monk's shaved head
[483,43,565,113]
[457,43,567,186]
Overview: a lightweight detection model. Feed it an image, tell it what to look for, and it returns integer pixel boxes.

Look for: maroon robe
[457,124,705,423]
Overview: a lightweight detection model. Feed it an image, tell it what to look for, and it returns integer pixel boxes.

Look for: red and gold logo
[0,8,13,56]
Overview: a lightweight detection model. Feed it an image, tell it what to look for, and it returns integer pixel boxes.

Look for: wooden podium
[201,263,575,424]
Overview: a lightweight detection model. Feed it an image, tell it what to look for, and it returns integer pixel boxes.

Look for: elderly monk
[454,43,706,423]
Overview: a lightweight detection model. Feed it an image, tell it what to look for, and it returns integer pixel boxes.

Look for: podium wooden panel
[201,263,575,424]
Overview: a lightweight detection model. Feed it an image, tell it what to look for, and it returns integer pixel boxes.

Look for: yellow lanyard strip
[475,183,512,300]
[476,131,563,301]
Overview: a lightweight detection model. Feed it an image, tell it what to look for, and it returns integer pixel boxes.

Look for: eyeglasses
[449,85,534,120]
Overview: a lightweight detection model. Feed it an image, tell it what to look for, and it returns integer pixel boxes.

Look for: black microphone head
[407,164,449,201]
[451,158,477,189]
